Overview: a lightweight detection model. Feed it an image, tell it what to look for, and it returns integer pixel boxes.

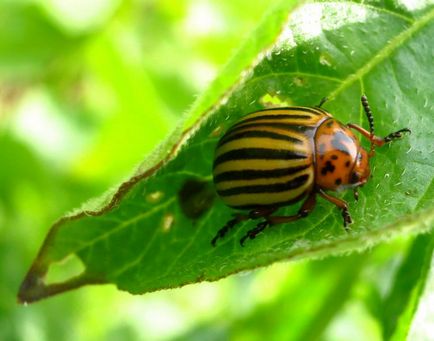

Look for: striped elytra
[211,96,411,246]
[213,107,329,209]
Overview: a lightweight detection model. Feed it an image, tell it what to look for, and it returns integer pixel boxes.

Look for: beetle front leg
[383,128,412,143]
[347,123,411,148]
[318,189,352,230]
[348,95,411,155]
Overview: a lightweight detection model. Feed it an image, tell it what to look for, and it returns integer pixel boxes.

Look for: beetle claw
[239,221,268,246]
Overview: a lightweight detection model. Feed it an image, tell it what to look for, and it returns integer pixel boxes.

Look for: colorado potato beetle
[211,95,410,246]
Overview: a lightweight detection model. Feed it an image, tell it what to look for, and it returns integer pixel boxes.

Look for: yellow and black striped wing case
[213,107,329,209]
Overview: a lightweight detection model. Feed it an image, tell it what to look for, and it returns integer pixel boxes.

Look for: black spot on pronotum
[321,160,335,175]
[335,178,342,185]
[178,179,215,219]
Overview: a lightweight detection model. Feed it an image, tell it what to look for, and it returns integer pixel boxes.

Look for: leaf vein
[329,6,434,99]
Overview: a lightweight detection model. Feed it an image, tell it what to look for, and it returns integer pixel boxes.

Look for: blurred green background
[1,0,432,340]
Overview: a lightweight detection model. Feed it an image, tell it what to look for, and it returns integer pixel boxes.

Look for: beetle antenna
[361,95,375,156]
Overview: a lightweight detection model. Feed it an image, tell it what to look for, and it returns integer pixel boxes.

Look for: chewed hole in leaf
[45,254,86,285]
[259,93,292,107]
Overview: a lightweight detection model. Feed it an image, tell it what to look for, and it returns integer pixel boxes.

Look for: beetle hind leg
[211,207,277,246]
[239,192,317,246]
[211,214,248,246]
[240,221,269,246]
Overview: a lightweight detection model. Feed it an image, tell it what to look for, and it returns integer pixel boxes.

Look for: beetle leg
[318,189,352,230]
[358,96,410,141]
[354,95,411,155]
[347,123,410,148]
[239,192,316,246]
[211,214,247,246]
[347,123,384,148]
[248,207,277,219]
[383,128,412,143]
[211,207,276,246]
[267,192,316,224]
[239,221,269,246]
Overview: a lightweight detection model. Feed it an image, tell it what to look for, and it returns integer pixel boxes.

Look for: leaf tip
[17,269,45,304]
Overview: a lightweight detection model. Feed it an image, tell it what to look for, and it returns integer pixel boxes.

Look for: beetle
[211,95,410,246]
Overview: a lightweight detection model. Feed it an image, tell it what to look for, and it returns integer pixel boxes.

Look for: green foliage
[18,0,434,305]
[1,0,434,340]
[381,233,434,340]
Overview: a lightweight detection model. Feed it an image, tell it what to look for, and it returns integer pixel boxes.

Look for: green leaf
[18,0,434,303]
[381,232,434,341]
